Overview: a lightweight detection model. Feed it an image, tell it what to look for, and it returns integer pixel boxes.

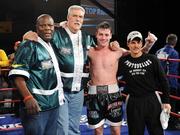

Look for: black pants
[168,87,178,127]
[126,94,164,135]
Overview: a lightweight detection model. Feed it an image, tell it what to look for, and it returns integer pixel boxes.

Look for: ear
[140,41,143,47]
[127,42,130,48]
[110,33,112,39]
[95,31,98,37]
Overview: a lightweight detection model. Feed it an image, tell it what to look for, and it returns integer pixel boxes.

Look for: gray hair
[67,5,85,16]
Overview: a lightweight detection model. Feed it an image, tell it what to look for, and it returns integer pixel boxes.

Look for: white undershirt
[65,27,84,91]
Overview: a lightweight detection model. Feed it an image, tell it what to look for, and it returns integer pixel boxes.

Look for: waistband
[88,83,119,95]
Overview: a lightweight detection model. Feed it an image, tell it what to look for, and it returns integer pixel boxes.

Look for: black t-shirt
[118,53,170,103]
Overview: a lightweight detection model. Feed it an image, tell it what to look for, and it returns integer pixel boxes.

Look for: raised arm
[142,32,158,53]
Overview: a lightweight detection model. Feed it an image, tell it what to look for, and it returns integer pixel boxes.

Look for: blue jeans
[57,90,84,135]
[20,106,59,135]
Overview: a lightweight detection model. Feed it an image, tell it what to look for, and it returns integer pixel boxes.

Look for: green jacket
[9,39,63,111]
[52,27,94,92]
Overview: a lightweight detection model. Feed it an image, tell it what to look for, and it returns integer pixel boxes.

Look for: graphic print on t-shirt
[124,59,152,76]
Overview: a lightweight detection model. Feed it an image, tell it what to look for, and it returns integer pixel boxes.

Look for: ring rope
[0,88,17,91]
[167,74,180,79]
[0,68,10,72]
[0,89,180,118]
[121,93,180,118]
[118,80,180,101]
[0,57,180,122]
[0,100,21,104]
[0,127,23,132]
[159,58,180,62]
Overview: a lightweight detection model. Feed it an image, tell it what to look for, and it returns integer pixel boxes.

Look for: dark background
[0,0,79,54]
[116,0,179,54]
[0,0,179,55]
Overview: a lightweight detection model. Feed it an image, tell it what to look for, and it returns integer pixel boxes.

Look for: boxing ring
[0,57,180,135]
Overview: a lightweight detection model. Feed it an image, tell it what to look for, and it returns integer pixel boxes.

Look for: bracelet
[23,95,33,103]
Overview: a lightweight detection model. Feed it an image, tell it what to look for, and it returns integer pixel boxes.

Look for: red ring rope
[159,58,180,62]
[1,57,180,119]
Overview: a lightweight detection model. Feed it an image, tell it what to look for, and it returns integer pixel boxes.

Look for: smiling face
[127,38,143,57]
[67,8,85,33]
[36,15,54,42]
[96,28,112,48]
